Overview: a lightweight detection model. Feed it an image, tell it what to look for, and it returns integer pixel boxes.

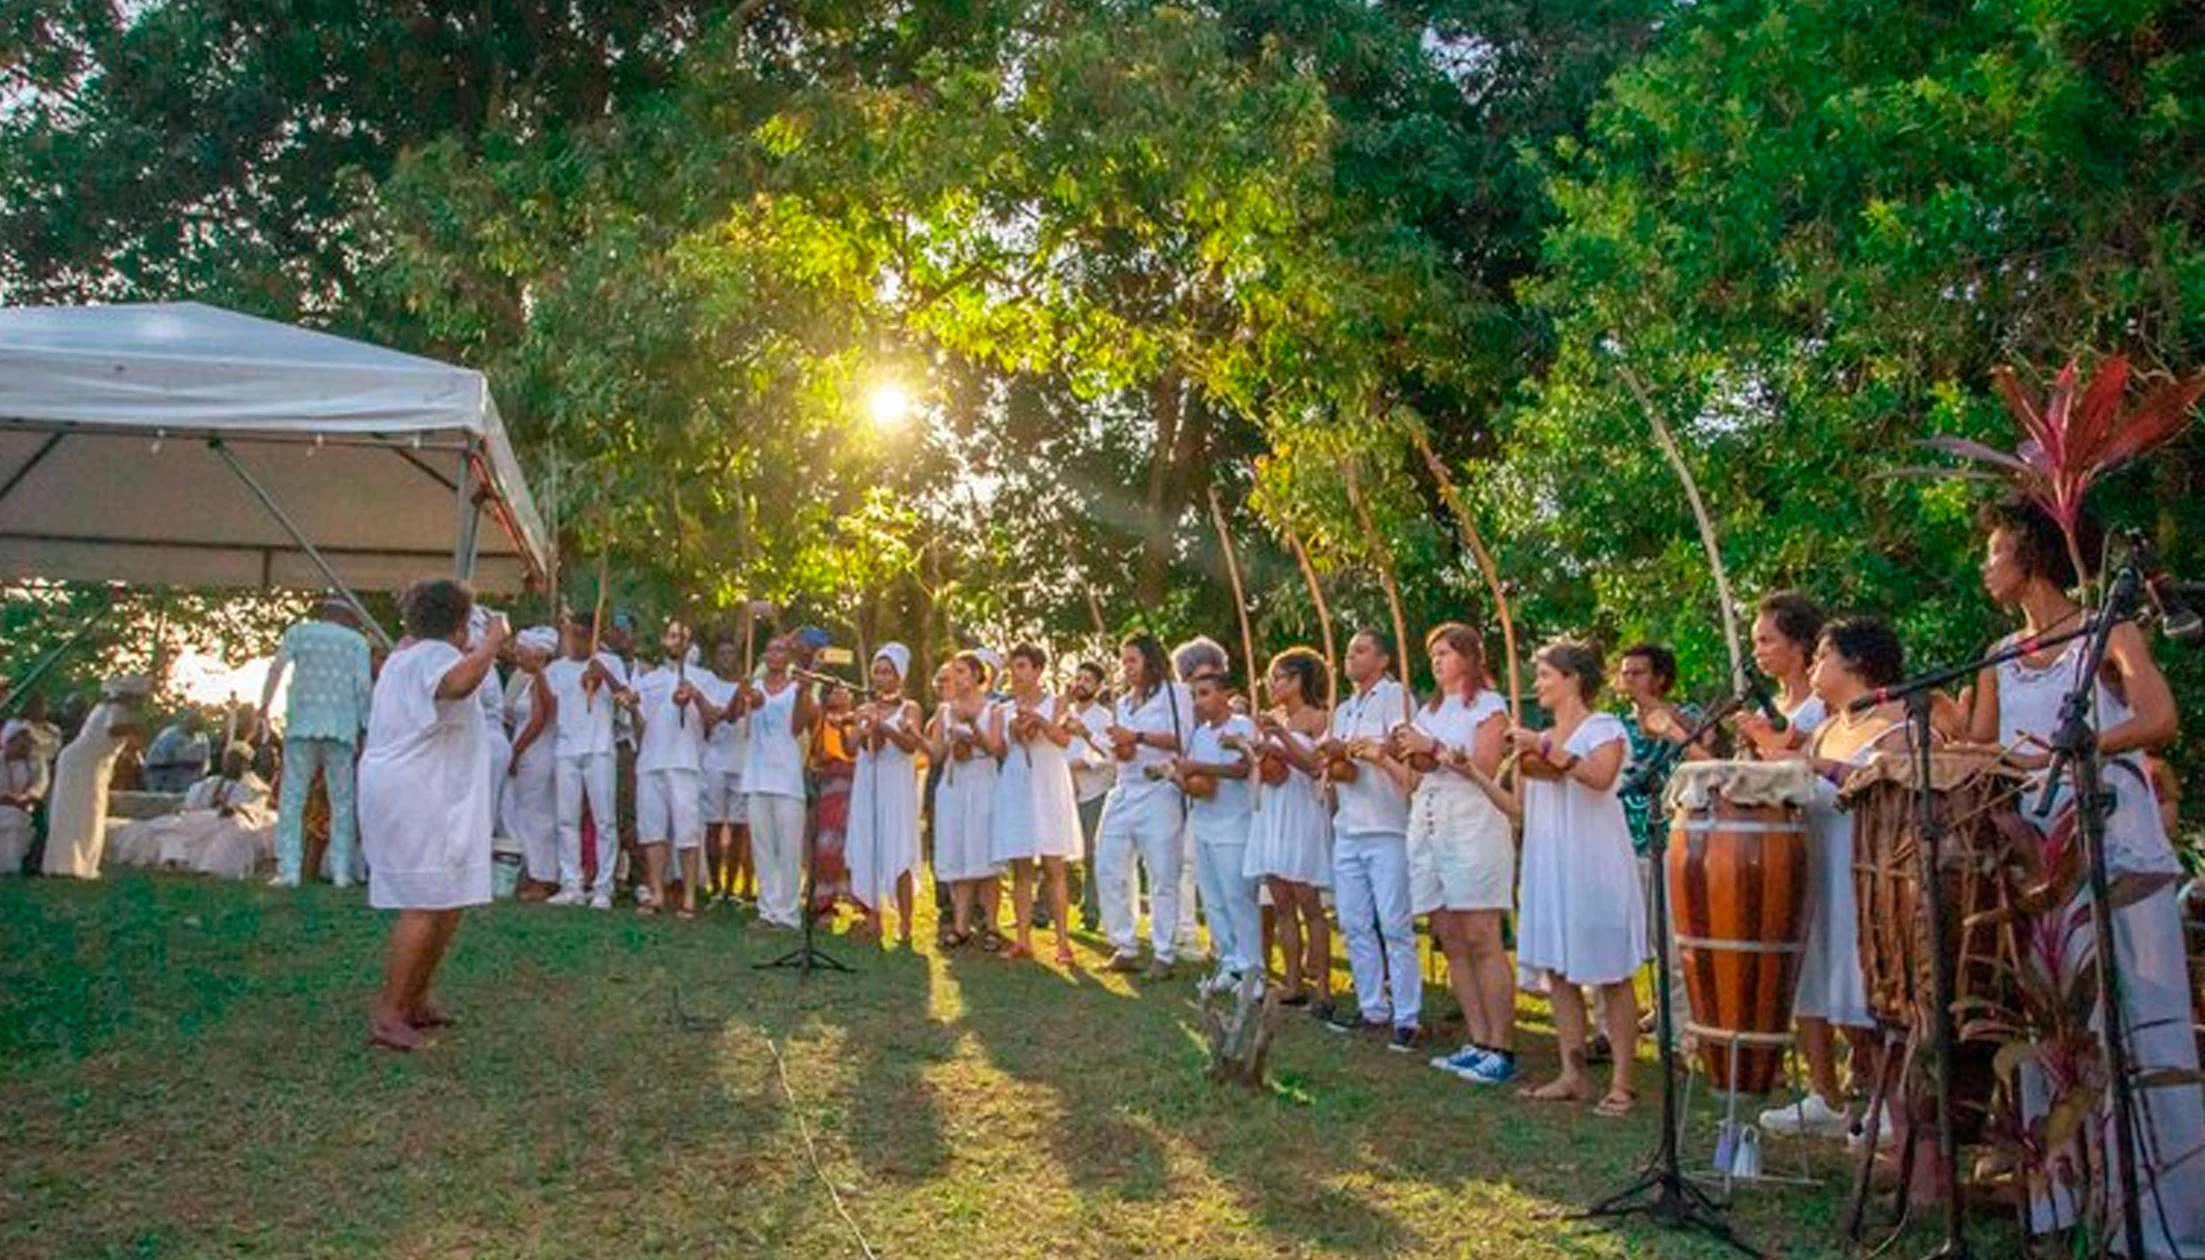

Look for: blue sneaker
[1456,1051,1519,1085]
[1430,1044,1488,1075]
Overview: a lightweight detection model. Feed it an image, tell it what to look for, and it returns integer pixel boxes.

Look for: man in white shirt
[1064,661,1116,930]
[698,634,752,903]
[1175,672,1260,993]
[1322,629,1422,1051]
[631,620,725,918]
[543,611,633,908]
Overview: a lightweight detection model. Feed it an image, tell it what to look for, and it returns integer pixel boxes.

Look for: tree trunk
[1137,370,1183,609]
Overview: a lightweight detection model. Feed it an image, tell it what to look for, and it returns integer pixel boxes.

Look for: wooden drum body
[1666,761,1817,1096]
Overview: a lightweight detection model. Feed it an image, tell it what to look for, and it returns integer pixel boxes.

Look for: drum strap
[1674,935,1804,954]
[1683,1023,1794,1047]
[1676,819,1804,834]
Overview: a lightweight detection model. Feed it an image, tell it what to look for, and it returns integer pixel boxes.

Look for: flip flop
[1593,1088,1639,1118]
[368,1020,427,1052]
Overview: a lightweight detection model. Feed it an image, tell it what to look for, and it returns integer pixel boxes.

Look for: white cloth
[747,791,806,928]
[359,641,493,910]
[699,675,749,774]
[1516,712,1646,985]
[1095,784,1184,961]
[112,775,275,879]
[991,695,1084,863]
[1244,729,1331,887]
[634,664,715,774]
[637,767,703,849]
[476,671,508,833]
[741,679,807,800]
[1793,743,1873,1027]
[1785,693,1828,741]
[0,752,47,875]
[1334,829,1420,1028]
[1186,715,1256,847]
[847,703,921,913]
[1330,678,1410,835]
[42,701,131,878]
[554,751,617,895]
[699,770,747,826]
[543,653,628,757]
[1067,700,1117,803]
[1110,684,1195,804]
[1412,690,1508,785]
[501,671,559,882]
[1195,839,1261,974]
[933,705,1001,881]
[1406,777,1514,913]
[1997,636,2180,875]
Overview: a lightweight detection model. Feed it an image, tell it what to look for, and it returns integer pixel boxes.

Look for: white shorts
[699,770,748,825]
[637,767,704,849]
[1407,781,1515,914]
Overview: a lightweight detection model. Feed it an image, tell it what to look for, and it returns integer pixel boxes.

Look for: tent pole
[208,439,393,649]
[453,447,482,582]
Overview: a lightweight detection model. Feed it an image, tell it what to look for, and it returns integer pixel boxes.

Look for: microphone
[1741,672,1789,733]
[2127,530,2203,643]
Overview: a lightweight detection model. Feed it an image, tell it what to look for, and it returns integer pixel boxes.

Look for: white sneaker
[1758,1093,1851,1139]
[1847,1103,1896,1151]
[547,887,585,907]
[589,892,613,911]
[265,874,297,888]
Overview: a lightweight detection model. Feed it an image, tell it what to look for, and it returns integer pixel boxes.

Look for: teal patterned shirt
[272,620,373,744]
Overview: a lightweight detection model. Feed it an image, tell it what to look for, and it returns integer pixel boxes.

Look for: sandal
[1002,943,1033,960]
[979,928,1007,954]
[1593,1088,1639,1118]
[943,929,975,950]
[369,1019,428,1052]
[1054,946,1078,969]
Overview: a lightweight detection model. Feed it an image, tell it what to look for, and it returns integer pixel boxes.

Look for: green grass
[1,873,2021,1259]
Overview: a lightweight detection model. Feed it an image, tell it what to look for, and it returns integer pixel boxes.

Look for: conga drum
[1839,747,2030,1032]
[1665,761,1817,1096]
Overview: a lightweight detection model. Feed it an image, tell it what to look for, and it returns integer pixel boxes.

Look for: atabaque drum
[1666,760,1817,1096]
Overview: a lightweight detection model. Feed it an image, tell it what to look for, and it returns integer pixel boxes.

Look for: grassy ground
[2,873,2021,1259]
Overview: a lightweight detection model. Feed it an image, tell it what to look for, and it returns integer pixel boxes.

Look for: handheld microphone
[1741,672,1789,733]
[2127,530,2203,644]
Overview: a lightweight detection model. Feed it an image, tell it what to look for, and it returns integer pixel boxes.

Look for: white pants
[1334,830,1422,1029]
[1194,840,1261,974]
[1178,822,1202,953]
[555,751,618,896]
[747,792,806,928]
[1096,789,1184,962]
[637,767,703,850]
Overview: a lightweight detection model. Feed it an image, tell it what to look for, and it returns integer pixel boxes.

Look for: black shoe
[1322,1007,1362,1034]
[1388,1025,1422,1054]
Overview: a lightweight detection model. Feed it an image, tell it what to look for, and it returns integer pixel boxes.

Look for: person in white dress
[1,720,50,874]
[699,634,753,904]
[1391,623,1518,1080]
[1969,496,2204,1258]
[42,675,148,879]
[1241,647,1334,1009]
[1758,618,1905,1140]
[1507,641,1644,1115]
[930,651,1003,947]
[1089,634,1195,978]
[358,580,508,1053]
[1173,670,1260,992]
[847,643,923,945]
[990,643,1084,964]
[736,634,817,930]
[500,627,560,896]
[631,620,725,919]
[542,612,633,908]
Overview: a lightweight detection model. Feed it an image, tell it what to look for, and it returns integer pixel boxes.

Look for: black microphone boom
[2130,530,2203,643]
[1742,671,1789,732]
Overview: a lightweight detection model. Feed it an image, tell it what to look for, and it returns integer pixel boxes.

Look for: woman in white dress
[992,643,1084,965]
[1241,648,1333,1007]
[1759,617,1907,1139]
[848,643,924,947]
[1391,623,1517,1083]
[1969,496,2204,1257]
[501,627,561,896]
[1509,641,1644,1115]
[42,676,148,879]
[1,720,51,874]
[930,651,1002,948]
[358,580,508,1053]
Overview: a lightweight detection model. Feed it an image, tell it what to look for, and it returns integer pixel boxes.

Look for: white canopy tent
[0,302,554,639]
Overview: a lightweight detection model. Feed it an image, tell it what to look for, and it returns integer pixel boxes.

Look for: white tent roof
[0,302,553,595]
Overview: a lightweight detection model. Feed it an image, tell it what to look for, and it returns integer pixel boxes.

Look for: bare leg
[950,878,975,937]
[1599,979,1639,1101]
[1044,857,1072,959]
[641,841,668,914]
[1260,902,1276,977]
[1298,884,1330,1002]
[1798,1016,1841,1106]
[1269,878,1305,995]
[1524,973,1591,1099]
[978,877,1001,936]
[734,825,754,899]
[894,870,914,946]
[1465,910,1516,1053]
[1011,861,1038,954]
[372,910,441,1046]
[679,847,702,915]
[1435,913,1488,1047]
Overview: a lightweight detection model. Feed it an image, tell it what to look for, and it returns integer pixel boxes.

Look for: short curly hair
[1819,617,1906,688]
[400,579,473,642]
[1978,493,2101,589]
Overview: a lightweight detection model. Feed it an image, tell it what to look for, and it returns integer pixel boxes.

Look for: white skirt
[1243,770,1332,888]
[932,754,1001,882]
[1793,786,1871,1027]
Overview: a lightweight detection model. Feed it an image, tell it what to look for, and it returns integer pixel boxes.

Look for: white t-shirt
[634,664,717,774]
[1330,676,1410,836]
[742,677,807,799]
[543,652,629,757]
[700,673,749,775]
[1067,700,1116,803]
[1186,714,1256,846]
[1109,683,1196,802]
[1412,689,1508,786]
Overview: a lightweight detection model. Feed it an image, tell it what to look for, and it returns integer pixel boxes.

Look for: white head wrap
[973,647,1005,682]
[873,642,911,682]
[516,626,559,654]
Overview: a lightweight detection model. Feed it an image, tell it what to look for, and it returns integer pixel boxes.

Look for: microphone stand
[1838,596,2141,1260]
[1574,686,1761,1258]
